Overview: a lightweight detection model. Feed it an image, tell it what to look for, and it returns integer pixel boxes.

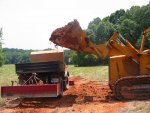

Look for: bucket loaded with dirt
[50,20,83,51]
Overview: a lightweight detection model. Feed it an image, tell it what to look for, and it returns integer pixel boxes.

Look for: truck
[50,20,150,100]
[1,50,71,98]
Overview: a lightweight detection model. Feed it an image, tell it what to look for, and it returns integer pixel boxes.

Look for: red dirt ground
[0,76,126,113]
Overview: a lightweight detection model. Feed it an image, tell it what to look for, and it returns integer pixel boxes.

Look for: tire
[58,77,63,98]
[63,72,69,90]
[63,77,69,91]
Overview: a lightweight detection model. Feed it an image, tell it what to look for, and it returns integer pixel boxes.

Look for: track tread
[114,75,150,100]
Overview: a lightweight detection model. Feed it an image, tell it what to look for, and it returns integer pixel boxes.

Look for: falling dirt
[0,76,126,113]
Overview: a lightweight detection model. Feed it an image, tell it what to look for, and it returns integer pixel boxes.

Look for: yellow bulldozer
[50,20,150,100]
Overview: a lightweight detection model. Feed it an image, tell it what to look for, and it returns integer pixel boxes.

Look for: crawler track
[114,75,150,100]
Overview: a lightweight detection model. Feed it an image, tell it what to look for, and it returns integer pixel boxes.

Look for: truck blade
[1,84,61,98]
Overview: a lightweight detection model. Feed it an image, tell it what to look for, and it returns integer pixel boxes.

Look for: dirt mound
[0,76,125,113]
[65,76,112,103]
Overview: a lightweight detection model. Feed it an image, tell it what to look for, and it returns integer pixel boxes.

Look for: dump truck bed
[16,61,64,74]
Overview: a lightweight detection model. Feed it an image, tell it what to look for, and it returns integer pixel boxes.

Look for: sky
[0,0,149,50]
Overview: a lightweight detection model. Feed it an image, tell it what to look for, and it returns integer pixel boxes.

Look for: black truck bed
[15,61,64,74]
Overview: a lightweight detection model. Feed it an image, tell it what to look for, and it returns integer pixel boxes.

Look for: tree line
[3,48,32,64]
[0,4,150,66]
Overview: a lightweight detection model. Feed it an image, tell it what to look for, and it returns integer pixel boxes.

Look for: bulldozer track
[114,75,150,100]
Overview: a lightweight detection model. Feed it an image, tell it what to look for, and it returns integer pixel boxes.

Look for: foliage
[86,17,101,41]
[118,19,140,44]
[70,51,101,66]
[108,9,125,24]
[95,21,115,44]
[86,18,115,44]
[117,5,150,46]
[3,48,32,64]
[104,5,150,46]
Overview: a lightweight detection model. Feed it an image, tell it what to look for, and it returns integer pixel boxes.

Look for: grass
[0,64,18,86]
[0,64,18,106]
[67,65,108,81]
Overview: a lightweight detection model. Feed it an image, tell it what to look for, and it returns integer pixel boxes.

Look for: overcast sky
[0,0,149,50]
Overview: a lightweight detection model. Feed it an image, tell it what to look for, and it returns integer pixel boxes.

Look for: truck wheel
[58,77,63,98]
[63,77,69,91]
[63,72,69,90]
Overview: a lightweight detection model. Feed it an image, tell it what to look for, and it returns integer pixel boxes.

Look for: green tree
[140,5,150,30]
[86,18,115,44]
[95,21,115,44]
[70,51,100,66]
[86,17,101,41]
[121,5,150,45]
[88,17,101,28]
[109,9,125,24]
[70,51,78,66]
[124,5,150,30]
[3,48,31,64]
[118,19,140,45]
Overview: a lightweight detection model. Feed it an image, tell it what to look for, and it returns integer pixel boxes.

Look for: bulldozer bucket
[50,20,83,51]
